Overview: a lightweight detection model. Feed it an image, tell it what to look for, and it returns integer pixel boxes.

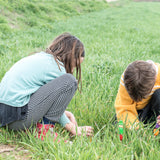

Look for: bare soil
[0,144,31,160]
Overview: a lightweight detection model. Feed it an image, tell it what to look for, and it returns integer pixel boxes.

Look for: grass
[0,0,160,159]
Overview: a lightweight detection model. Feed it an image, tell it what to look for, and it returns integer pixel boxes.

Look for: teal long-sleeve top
[0,51,70,127]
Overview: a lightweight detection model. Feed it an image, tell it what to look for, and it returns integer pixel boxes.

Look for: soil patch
[0,144,31,160]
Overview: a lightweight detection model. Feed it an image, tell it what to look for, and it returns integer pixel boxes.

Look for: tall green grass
[0,0,108,78]
[1,0,160,159]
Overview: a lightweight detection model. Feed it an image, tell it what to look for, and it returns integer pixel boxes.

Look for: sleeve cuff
[59,112,71,127]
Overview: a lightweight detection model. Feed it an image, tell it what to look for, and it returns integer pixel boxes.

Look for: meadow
[0,0,160,159]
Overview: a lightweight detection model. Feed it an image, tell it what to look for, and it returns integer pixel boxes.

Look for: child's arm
[115,78,140,129]
[58,111,79,127]
[64,111,78,126]
[59,111,93,136]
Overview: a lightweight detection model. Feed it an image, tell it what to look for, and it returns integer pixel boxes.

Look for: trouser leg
[8,74,77,130]
[138,89,160,124]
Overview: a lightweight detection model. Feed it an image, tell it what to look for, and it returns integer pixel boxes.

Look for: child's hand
[157,115,160,126]
[65,122,94,137]
[76,126,94,137]
[65,111,78,126]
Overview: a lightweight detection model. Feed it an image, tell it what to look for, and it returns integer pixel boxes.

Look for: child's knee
[63,74,77,84]
[62,74,78,90]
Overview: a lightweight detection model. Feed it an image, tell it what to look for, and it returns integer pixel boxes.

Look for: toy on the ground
[118,120,123,141]
[153,116,160,136]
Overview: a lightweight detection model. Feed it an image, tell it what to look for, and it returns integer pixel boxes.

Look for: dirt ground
[0,144,30,160]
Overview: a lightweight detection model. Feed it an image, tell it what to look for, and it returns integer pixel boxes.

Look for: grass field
[0,0,160,159]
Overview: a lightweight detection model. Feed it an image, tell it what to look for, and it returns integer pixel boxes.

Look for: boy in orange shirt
[115,60,160,130]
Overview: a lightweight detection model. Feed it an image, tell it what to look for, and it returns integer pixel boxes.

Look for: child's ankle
[40,117,55,125]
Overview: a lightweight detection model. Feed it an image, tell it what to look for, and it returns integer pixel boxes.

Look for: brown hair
[46,32,85,86]
[124,60,156,102]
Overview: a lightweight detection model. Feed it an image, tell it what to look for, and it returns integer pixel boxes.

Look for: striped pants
[8,74,77,130]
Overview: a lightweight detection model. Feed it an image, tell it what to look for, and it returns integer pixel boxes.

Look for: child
[115,60,160,130]
[0,33,93,140]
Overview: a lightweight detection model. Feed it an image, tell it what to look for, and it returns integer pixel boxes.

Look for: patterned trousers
[8,74,77,130]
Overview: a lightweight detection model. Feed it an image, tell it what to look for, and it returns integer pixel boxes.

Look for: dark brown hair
[46,32,85,86]
[124,60,156,102]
